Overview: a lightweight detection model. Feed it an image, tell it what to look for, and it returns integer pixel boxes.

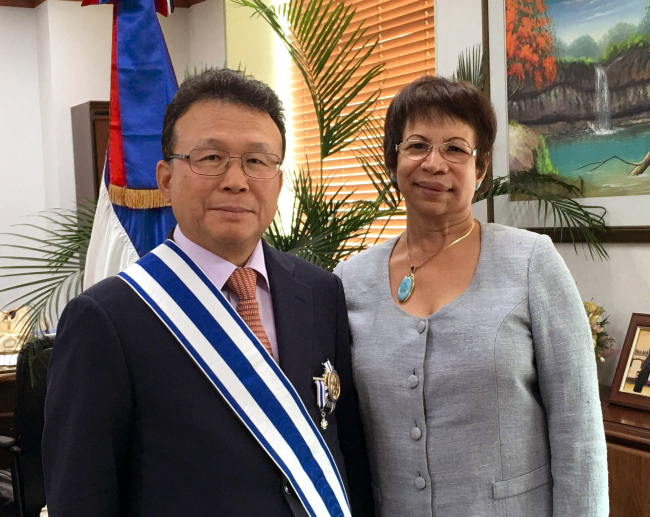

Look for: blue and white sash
[118,240,351,517]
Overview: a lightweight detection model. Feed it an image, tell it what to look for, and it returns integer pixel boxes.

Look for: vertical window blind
[289,0,435,242]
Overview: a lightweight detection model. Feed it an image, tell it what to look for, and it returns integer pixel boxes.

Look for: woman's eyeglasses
[396,140,477,164]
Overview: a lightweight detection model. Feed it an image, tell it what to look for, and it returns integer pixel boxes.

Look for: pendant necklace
[397,220,476,303]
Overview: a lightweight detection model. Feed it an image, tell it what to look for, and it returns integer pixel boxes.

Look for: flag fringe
[108,184,171,209]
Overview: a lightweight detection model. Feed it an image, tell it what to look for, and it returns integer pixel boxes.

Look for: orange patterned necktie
[226,267,273,358]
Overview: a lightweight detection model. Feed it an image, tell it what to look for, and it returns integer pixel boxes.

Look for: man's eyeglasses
[167,149,283,179]
[395,140,477,164]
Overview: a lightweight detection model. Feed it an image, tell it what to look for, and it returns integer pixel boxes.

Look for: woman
[334,76,608,516]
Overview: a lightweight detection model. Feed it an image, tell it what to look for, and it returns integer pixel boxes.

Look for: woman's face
[395,114,485,221]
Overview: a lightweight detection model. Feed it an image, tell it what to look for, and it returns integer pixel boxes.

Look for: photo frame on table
[487,0,650,243]
[609,313,650,412]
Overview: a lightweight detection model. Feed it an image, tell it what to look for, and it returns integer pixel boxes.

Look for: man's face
[157,101,283,263]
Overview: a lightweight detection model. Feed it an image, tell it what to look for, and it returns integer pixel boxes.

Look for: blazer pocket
[492,464,552,500]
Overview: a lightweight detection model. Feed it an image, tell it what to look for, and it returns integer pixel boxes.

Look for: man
[43,69,374,517]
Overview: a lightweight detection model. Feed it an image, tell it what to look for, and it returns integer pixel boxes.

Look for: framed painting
[496,0,650,241]
[610,313,650,411]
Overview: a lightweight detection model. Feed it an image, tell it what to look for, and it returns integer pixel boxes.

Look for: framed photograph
[495,0,650,242]
[610,313,650,411]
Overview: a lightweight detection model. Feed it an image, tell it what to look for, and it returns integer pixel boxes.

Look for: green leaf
[453,44,486,91]
[264,166,382,270]
[231,0,385,162]
[0,202,96,342]
[475,172,608,260]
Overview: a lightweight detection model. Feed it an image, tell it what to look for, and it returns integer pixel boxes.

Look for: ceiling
[0,0,204,9]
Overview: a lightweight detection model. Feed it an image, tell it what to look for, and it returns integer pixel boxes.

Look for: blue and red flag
[83,0,178,288]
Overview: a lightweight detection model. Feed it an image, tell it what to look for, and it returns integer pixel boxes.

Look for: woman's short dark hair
[384,75,497,178]
[161,68,286,160]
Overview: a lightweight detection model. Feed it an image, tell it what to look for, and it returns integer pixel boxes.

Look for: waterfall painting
[506,0,650,200]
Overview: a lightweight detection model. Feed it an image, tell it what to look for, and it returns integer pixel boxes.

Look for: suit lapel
[263,242,314,399]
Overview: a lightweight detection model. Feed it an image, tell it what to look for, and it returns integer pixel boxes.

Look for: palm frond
[0,203,96,342]
[453,44,486,91]
[231,0,385,161]
[264,167,381,270]
[354,117,402,211]
[475,172,608,259]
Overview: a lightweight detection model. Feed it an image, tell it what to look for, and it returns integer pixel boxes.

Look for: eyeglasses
[168,149,283,179]
[395,140,477,164]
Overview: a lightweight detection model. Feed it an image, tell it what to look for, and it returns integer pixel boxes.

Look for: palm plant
[233,0,399,263]
[232,0,385,163]
[264,168,381,270]
[453,44,487,91]
[476,173,607,259]
[0,204,95,342]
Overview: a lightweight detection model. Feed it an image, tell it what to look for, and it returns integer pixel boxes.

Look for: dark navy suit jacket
[42,242,374,516]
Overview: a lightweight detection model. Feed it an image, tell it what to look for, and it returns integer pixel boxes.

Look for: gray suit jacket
[334,223,608,517]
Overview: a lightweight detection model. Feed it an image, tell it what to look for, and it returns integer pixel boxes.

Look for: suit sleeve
[332,274,375,517]
[42,294,133,517]
[528,235,608,517]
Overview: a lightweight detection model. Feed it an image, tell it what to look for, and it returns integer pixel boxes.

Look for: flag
[83,0,178,289]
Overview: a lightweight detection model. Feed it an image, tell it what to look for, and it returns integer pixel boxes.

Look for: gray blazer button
[417,320,427,334]
[411,427,422,440]
[284,484,292,495]
[407,375,419,388]
[415,477,426,490]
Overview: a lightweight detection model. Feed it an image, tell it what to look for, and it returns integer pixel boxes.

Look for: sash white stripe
[120,243,350,517]
[125,264,332,516]
[151,245,349,510]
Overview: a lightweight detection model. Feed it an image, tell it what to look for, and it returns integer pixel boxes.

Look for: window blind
[289,0,435,242]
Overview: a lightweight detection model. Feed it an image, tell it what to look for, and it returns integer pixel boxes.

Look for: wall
[224,0,275,86]
[0,6,48,302]
[558,243,650,383]
[435,0,489,222]
[189,0,227,71]
[0,6,46,225]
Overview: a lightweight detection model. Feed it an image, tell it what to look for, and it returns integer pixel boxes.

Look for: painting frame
[609,313,650,412]
[492,0,650,243]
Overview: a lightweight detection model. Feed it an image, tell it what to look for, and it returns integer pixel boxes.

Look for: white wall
[434,0,483,79]
[189,0,226,71]
[0,6,47,304]
[435,0,488,222]
[0,6,46,224]
[558,243,650,383]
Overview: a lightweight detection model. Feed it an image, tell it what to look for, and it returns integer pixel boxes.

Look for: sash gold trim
[108,184,170,209]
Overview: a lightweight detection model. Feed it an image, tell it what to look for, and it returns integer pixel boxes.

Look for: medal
[313,360,341,430]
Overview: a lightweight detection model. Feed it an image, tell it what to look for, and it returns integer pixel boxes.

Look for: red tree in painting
[506,0,556,95]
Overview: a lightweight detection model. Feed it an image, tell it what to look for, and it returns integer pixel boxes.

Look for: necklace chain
[405,220,476,273]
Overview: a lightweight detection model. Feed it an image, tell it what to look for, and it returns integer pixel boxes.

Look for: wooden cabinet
[71,101,110,204]
[601,385,650,517]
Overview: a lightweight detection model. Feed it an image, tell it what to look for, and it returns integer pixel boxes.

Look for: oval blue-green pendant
[398,274,414,303]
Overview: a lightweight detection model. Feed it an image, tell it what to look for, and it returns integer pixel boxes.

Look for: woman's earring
[475,181,482,191]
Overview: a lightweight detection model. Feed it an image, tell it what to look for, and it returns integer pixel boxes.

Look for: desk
[600,384,650,516]
[0,369,16,470]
